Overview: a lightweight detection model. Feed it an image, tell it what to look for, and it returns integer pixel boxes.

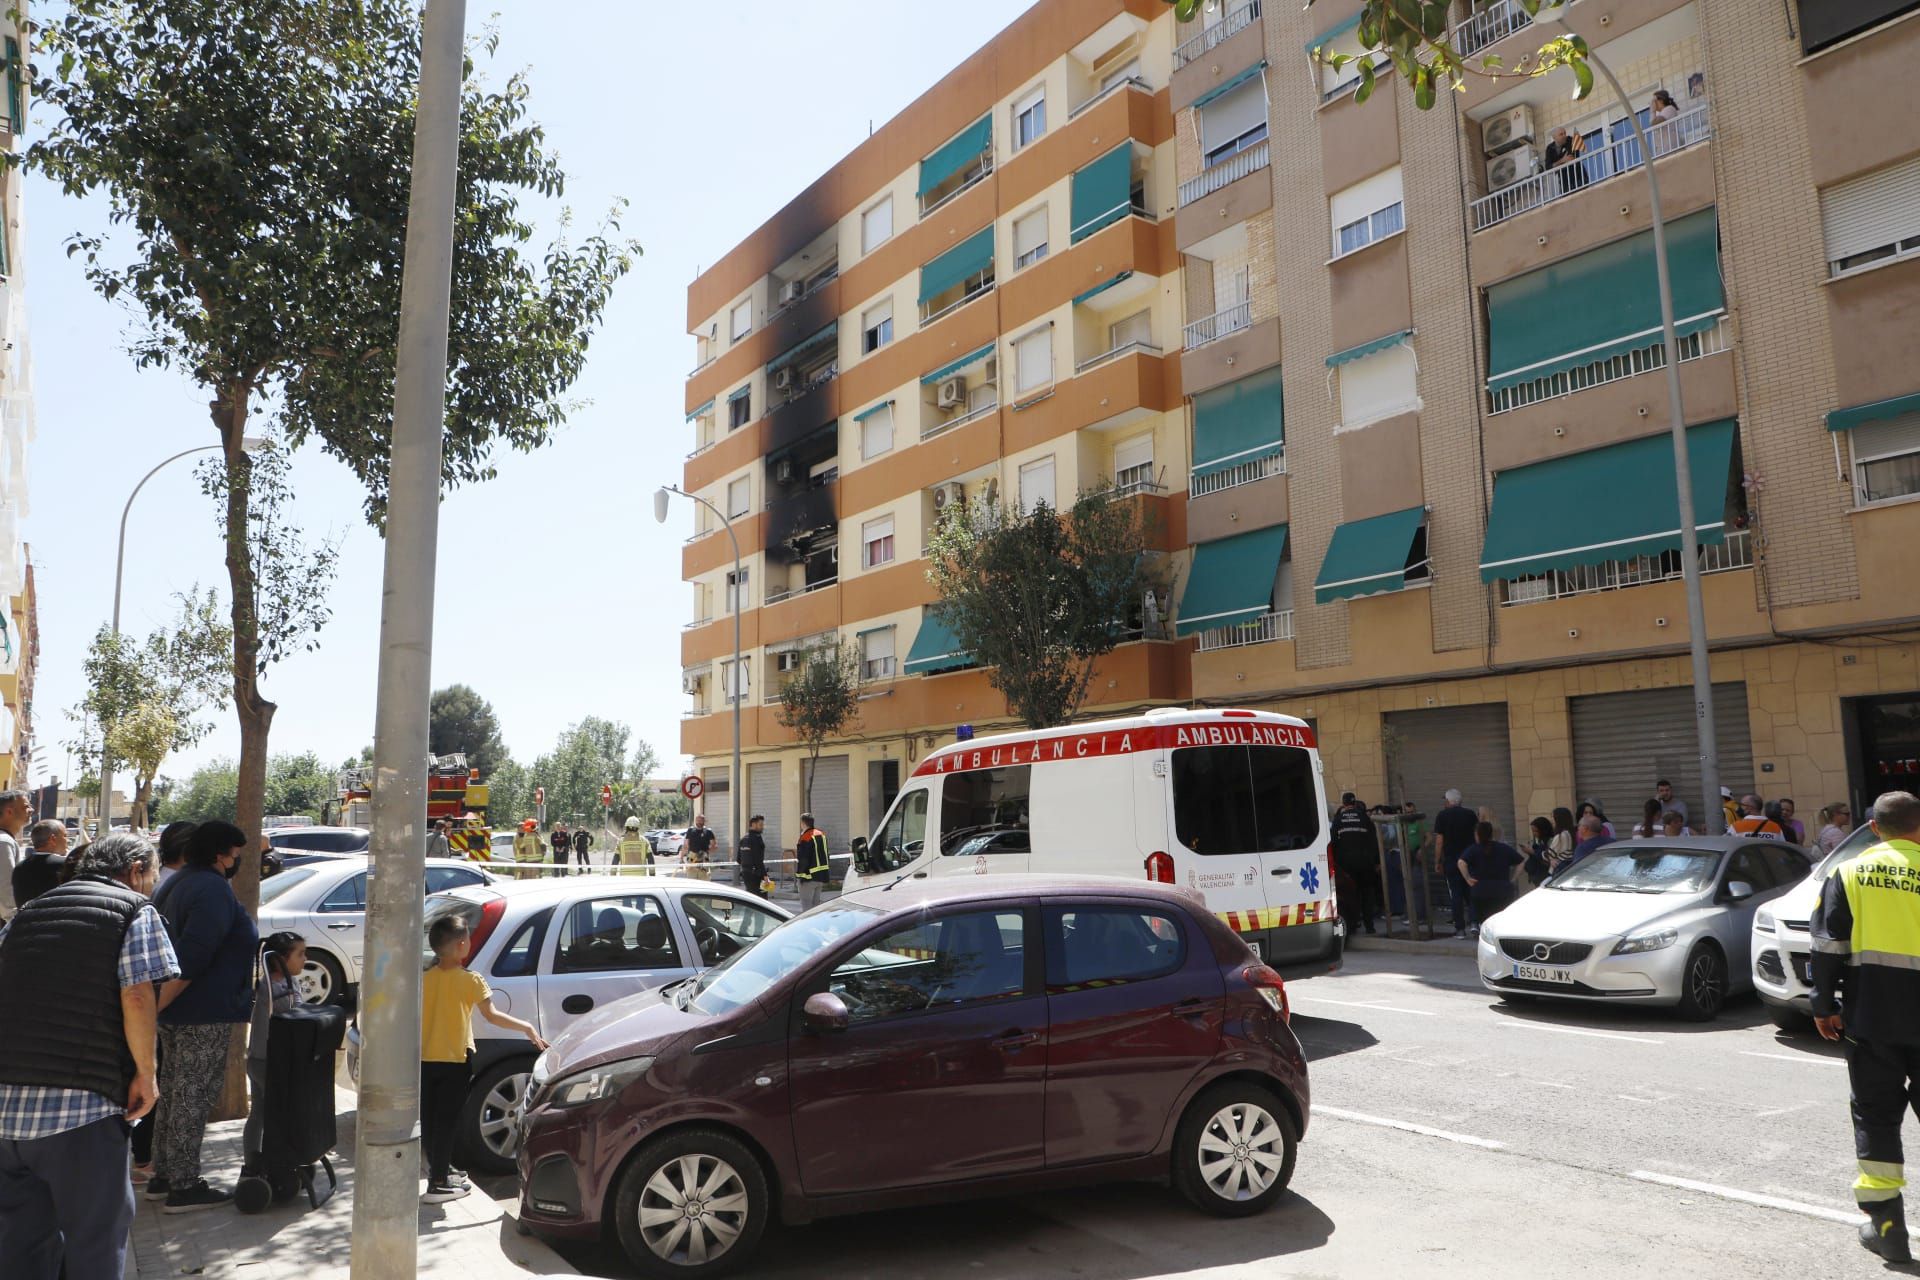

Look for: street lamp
[99,436,266,831]
[657,485,742,857]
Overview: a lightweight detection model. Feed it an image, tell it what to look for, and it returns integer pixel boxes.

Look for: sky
[25,0,1036,795]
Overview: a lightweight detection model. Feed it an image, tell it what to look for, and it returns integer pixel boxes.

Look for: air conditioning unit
[779,279,805,305]
[982,356,998,382]
[1482,105,1536,156]
[936,377,966,408]
[774,456,798,485]
[1485,146,1541,191]
[932,481,967,512]
[772,366,795,391]
[681,671,703,695]
[776,649,803,672]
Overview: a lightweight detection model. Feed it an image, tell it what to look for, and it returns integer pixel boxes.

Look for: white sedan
[259,856,498,1005]
[1750,823,1876,1030]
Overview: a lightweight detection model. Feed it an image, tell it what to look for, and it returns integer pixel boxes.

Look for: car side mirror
[802,991,849,1034]
[1726,880,1755,902]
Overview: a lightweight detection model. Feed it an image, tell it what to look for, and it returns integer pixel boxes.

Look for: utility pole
[351,0,466,1274]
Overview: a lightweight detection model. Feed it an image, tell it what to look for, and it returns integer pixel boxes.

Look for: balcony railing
[687,438,716,459]
[765,267,838,324]
[921,279,995,327]
[1196,608,1293,652]
[1471,102,1712,232]
[1174,1,1262,67]
[922,397,997,441]
[1109,473,1166,498]
[688,354,715,378]
[1178,139,1269,207]
[1191,447,1285,497]
[1453,0,1533,58]
[1068,75,1150,121]
[920,157,994,218]
[765,576,838,607]
[1076,340,1161,375]
[1499,529,1752,607]
[1184,300,1252,350]
[1487,316,1727,416]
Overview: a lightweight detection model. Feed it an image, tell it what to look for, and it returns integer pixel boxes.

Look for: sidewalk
[127,1090,576,1279]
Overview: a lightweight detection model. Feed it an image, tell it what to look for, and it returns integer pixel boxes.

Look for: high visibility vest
[1732,815,1786,840]
[1837,839,1920,967]
[796,829,830,881]
[617,836,653,865]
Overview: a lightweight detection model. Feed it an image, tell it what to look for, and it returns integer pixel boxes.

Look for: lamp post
[100,437,265,831]
[656,485,742,855]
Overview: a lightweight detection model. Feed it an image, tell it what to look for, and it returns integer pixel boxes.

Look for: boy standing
[420,915,546,1203]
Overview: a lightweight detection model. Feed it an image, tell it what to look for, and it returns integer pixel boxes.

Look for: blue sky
[26,0,1036,794]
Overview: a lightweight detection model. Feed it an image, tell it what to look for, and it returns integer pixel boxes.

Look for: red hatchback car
[516,876,1309,1276]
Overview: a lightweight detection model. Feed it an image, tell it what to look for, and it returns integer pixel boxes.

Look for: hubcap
[638,1153,749,1266]
[478,1072,531,1159]
[1196,1102,1285,1202]
[296,960,331,1005]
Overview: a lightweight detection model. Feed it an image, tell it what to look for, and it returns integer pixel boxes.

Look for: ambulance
[845,708,1342,974]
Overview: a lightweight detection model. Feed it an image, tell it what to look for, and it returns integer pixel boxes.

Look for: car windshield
[1816,823,1880,877]
[260,867,318,905]
[1549,845,1722,894]
[685,904,880,1018]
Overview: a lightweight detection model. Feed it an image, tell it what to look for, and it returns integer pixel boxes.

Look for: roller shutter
[1384,704,1516,839]
[803,754,852,855]
[702,765,731,849]
[1570,684,1754,832]
[748,761,783,855]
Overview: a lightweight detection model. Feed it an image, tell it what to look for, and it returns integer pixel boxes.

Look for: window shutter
[1115,434,1154,474]
[1822,155,1920,267]
[1199,79,1265,153]
[1337,343,1420,431]
[1851,413,1920,464]
[1013,208,1047,259]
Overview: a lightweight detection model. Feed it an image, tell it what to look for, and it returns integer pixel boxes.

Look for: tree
[776,643,862,812]
[429,684,505,777]
[485,755,531,829]
[926,490,1155,730]
[160,759,240,824]
[160,753,342,825]
[105,700,178,829]
[264,752,336,821]
[526,719,663,831]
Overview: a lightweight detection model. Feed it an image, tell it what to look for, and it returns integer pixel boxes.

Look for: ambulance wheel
[233,1174,274,1214]
[1173,1083,1296,1217]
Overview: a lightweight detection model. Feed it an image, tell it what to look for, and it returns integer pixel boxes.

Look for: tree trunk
[132,775,152,830]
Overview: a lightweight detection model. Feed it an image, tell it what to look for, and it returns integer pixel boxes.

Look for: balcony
[1068,75,1151,121]
[764,576,837,608]
[765,376,840,456]
[1452,0,1534,59]
[1075,339,1161,376]
[764,483,837,553]
[1191,448,1284,498]
[1196,609,1293,652]
[1174,0,1262,68]
[1471,102,1712,233]
[1184,301,1252,350]
[1178,139,1269,208]
[1499,529,1752,607]
[1488,317,1728,416]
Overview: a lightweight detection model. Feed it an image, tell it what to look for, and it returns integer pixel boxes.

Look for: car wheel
[1768,1004,1814,1035]
[459,1058,534,1176]
[613,1128,768,1278]
[295,951,348,1007]
[1173,1083,1297,1217]
[1675,943,1727,1021]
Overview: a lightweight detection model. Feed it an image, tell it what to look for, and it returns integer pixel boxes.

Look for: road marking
[1290,995,1437,1017]
[1755,1101,1815,1119]
[1498,1021,1662,1045]
[1312,1105,1505,1150]
[1627,1172,1902,1233]
[1741,1051,1847,1068]
[1615,1094,1657,1104]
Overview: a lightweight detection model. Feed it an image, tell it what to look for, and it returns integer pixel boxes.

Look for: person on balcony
[1544,127,1588,196]
[1649,89,1681,154]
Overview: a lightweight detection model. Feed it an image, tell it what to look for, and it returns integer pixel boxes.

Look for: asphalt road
[525,950,1919,1278]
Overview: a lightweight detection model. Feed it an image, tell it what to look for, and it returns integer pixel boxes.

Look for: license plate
[1246,939,1263,959]
[1514,963,1574,984]
[1794,955,1813,985]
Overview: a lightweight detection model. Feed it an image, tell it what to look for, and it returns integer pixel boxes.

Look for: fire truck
[336,753,493,860]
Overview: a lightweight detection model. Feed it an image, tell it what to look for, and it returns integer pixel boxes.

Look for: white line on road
[1290,995,1437,1017]
[1629,1172,1888,1232]
[1740,1051,1847,1068]
[1312,1105,1506,1150]
[1498,1020,1662,1045]
[1755,1101,1816,1119]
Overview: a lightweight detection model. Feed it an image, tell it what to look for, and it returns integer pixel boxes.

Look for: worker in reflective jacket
[1811,789,1920,1262]
[795,813,831,911]
[616,817,653,878]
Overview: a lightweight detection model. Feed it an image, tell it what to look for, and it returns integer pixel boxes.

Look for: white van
[845,708,1342,973]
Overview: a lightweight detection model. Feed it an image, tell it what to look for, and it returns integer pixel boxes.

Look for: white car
[258,856,499,1005]
[1750,822,1878,1030]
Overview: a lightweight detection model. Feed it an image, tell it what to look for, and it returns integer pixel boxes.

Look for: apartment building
[679,0,1920,851]
[0,14,36,786]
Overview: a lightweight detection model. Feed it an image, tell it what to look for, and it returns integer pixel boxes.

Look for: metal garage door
[1385,704,1516,838]
[748,761,783,853]
[702,766,731,849]
[1571,683,1754,831]
[803,754,851,853]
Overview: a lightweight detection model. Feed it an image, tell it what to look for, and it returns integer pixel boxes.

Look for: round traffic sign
[601,784,613,806]
[681,775,704,800]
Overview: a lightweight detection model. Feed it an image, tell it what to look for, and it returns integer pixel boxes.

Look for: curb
[1346,932,1479,959]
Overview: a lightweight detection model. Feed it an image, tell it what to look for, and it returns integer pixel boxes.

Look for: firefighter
[616,817,653,877]
[512,819,544,881]
[1811,789,1920,1262]
[795,812,831,910]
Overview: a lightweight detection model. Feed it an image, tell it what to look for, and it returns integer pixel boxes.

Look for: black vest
[0,876,149,1102]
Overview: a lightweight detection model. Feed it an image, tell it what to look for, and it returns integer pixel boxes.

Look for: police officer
[1331,792,1382,936]
[1811,789,1920,1262]
[683,814,716,882]
[737,815,768,900]
[615,817,653,877]
[795,812,830,910]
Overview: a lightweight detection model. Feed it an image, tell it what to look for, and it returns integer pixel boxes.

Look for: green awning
[1072,270,1134,306]
[918,114,993,197]
[1192,366,1285,479]
[1071,143,1135,244]
[1314,506,1425,604]
[852,400,894,423]
[685,399,714,422]
[920,342,994,385]
[727,385,751,403]
[1326,329,1412,369]
[1487,208,1725,394]
[904,611,974,675]
[1194,59,1269,108]
[1827,391,1920,432]
[767,322,838,374]
[1177,524,1289,636]
[918,225,996,305]
[1479,419,1737,581]
[1305,12,1361,52]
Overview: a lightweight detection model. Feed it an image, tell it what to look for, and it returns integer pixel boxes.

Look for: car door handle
[1270,867,1293,876]
[326,922,357,931]
[562,995,595,1015]
[1170,997,1210,1019]
[991,1029,1038,1051]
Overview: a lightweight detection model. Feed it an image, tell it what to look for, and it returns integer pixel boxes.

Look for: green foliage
[925,490,1154,731]
[429,684,506,777]
[159,759,241,824]
[776,643,863,811]
[106,701,178,828]
[194,444,339,674]
[520,718,663,831]
[157,752,339,825]
[72,589,231,773]
[265,752,336,821]
[485,755,530,829]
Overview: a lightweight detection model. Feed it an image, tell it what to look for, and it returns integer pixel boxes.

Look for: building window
[1013,85,1047,150]
[1335,340,1420,432]
[1019,455,1056,514]
[1821,153,1920,278]
[1013,326,1053,396]
[729,298,752,341]
[860,403,895,460]
[1850,414,1920,506]
[861,627,896,680]
[721,656,752,703]
[1101,58,1142,91]
[1109,309,1152,353]
[1114,433,1154,492]
[862,197,894,254]
[862,299,894,353]
[1316,25,1382,100]
[727,475,751,518]
[1330,166,1406,260]
[729,387,752,429]
[724,568,750,616]
[1198,77,1268,168]
[1012,206,1049,270]
[862,514,897,569]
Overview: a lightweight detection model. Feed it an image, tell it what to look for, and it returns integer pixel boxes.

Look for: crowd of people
[500,809,835,902]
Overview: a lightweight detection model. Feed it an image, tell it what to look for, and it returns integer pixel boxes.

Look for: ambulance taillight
[1144,850,1175,884]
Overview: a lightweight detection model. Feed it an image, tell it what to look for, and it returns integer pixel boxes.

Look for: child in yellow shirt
[420,914,546,1203]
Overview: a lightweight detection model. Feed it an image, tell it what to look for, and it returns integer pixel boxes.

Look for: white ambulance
[845,708,1342,974]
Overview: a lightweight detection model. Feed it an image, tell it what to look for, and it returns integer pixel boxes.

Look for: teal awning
[1177,524,1289,636]
[1479,419,1737,581]
[1305,12,1361,52]
[1071,143,1135,244]
[727,385,751,403]
[920,342,994,385]
[904,611,974,675]
[1192,366,1285,479]
[1072,270,1134,306]
[1487,208,1725,393]
[918,114,993,197]
[685,399,714,422]
[852,400,894,423]
[767,322,838,374]
[1326,329,1412,369]
[1194,60,1269,108]
[1828,391,1920,432]
[1314,506,1425,604]
[918,225,996,305]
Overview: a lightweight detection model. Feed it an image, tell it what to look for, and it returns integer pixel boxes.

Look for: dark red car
[517,876,1308,1277]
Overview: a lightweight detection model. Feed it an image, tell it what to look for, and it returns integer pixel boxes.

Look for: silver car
[1476,836,1814,1020]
